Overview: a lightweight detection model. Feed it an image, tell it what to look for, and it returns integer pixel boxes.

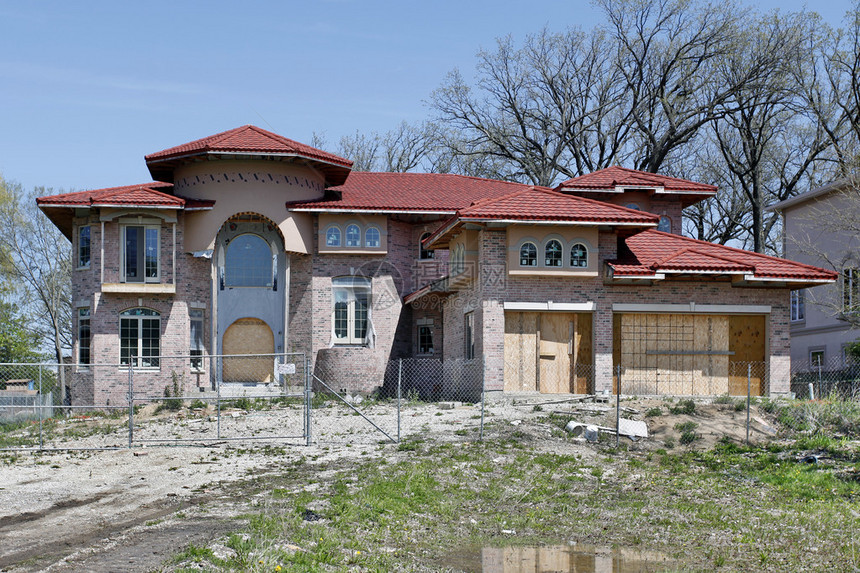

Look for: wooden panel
[573,313,593,394]
[222,317,274,382]
[729,315,766,396]
[539,313,571,393]
[504,312,538,391]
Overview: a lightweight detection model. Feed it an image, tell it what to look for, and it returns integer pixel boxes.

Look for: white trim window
[78,225,91,269]
[333,277,371,345]
[809,348,825,370]
[325,226,341,247]
[790,289,805,322]
[122,225,160,283]
[365,227,381,248]
[345,224,361,247]
[190,309,205,371]
[569,243,588,268]
[120,308,160,368]
[419,232,434,260]
[519,242,537,266]
[544,239,563,267]
[843,268,859,314]
[78,308,91,366]
[465,311,475,360]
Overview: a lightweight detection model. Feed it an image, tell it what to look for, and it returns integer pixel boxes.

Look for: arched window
[570,243,588,268]
[519,242,537,266]
[545,240,562,267]
[120,308,160,368]
[658,216,672,233]
[419,232,434,260]
[345,224,361,247]
[625,203,641,210]
[365,227,381,248]
[325,226,341,247]
[226,234,272,287]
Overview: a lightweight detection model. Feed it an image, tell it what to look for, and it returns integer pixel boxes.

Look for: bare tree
[0,177,72,392]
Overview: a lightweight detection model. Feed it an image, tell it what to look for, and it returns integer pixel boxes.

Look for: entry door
[222,318,274,382]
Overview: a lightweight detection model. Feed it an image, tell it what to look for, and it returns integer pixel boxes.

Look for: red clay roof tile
[559,166,716,194]
[36,182,214,209]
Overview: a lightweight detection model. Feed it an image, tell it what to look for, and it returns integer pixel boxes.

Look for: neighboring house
[771,177,860,370]
[36,126,835,406]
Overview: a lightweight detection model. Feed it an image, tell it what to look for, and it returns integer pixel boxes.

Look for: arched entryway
[222,318,274,382]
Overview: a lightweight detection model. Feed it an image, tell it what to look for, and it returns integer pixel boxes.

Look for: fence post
[746,363,751,446]
[128,363,134,449]
[479,356,486,441]
[38,365,43,450]
[397,358,402,444]
[305,353,312,446]
[216,359,222,440]
[616,364,621,448]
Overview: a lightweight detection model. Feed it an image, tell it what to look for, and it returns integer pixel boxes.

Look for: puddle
[443,544,678,572]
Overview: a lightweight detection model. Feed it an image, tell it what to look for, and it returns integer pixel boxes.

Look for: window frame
[464,311,475,360]
[332,277,371,346]
[843,267,859,314]
[417,324,434,355]
[77,225,91,269]
[224,233,274,288]
[519,241,538,267]
[190,309,205,372]
[657,216,672,233]
[345,224,361,248]
[121,224,160,283]
[325,225,341,247]
[790,289,805,322]
[569,242,588,268]
[365,226,381,248]
[544,239,563,267]
[419,232,435,260]
[119,308,161,369]
[809,348,825,370]
[78,308,90,367]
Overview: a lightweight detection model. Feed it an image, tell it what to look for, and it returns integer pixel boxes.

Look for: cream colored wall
[318,214,388,253]
[173,160,326,253]
[506,224,598,276]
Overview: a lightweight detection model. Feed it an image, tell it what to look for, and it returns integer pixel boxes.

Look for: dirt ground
[0,395,778,571]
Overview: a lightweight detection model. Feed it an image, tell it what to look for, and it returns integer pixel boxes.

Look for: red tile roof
[457,187,661,224]
[288,172,534,212]
[610,229,837,282]
[36,182,214,209]
[558,166,716,194]
[145,125,352,168]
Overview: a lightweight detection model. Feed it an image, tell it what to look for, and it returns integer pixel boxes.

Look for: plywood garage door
[504,312,592,394]
[222,317,274,382]
[619,314,730,395]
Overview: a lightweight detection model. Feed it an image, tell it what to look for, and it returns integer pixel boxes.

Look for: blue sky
[0,0,854,194]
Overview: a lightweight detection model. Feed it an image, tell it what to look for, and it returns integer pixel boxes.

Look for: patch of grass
[645,407,663,417]
[669,399,697,415]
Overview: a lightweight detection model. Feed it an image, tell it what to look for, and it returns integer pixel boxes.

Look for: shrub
[669,399,696,415]
[645,407,662,417]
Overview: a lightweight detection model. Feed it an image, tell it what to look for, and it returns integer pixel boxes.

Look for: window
[418,325,434,355]
[451,243,465,275]
[333,277,371,345]
[325,226,341,247]
[544,240,562,267]
[625,203,641,210]
[78,308,90,366]
[464,312,475,360]
[809,349,825,370]
[519,242,537,266]
[190,309,204,371]
[226,234,273,287]
[843,268,859,313]
[122,225,159,283]
[657,216,672,233]
[78,226,91,268]
[345,224,361,247]
[365,227,380,248]
[790,290,805,322]
[569,243,588,268]
[120,308,160,368]
[419,232,434,260]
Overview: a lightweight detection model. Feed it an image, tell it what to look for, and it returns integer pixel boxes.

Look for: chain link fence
[790,355,860,400]
[0,354,487,450]
[618,361,769,397]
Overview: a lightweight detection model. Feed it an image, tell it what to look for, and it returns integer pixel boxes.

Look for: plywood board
[539,313,572,393]
[504,312,538,391]
[729,315,766,396]
[222,317,274,382]
[573,313,593,394]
